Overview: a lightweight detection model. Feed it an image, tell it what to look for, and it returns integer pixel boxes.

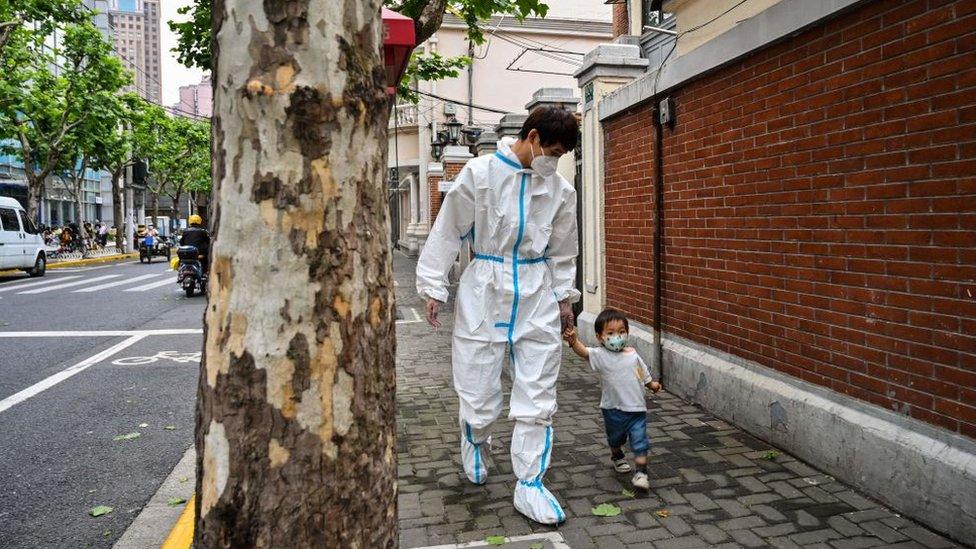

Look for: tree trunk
[172,190,182,232]
[112,170,125,250]
[195,0,396,546]
[151,192,159,228]
[26,173,44,225]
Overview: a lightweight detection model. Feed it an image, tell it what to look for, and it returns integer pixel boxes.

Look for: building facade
[174,74,213,118]
[108,0,161,104]
[389,4,612,255]
[577,0,976,542]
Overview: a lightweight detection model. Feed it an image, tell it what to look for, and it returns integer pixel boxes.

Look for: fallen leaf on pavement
[138,423,148,428]
[529,543,543,549]
[112,432,141,441]
[167,497,187,507]
[163,425,176,431]
[622,489,636,498]
[655,509,669,518]
[178,476,188,483]
[761,450,780,461]
[89,506,113,517]
[592,503,621,517]
[485,535,506,545]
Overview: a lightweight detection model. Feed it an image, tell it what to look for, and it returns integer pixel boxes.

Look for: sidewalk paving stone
[392,253,965,548]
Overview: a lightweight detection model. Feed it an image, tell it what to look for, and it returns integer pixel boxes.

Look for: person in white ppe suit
[417,106,580,525]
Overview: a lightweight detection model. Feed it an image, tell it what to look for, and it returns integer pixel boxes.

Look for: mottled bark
[195,0,397,546]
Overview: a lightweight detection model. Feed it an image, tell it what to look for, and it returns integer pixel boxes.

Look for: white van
[0,197,46,276]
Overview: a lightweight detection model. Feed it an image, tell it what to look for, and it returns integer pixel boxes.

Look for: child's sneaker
[612,458,632,473]
[632,471,650,489]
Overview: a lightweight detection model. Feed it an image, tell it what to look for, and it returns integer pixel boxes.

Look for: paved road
[0,260,204,549]
[392,252,964,549]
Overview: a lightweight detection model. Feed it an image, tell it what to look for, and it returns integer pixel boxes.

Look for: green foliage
[166,1,211,71]
[397,52,470,103]
[0,14,132,219]
[132,105,210,204]
[0,0,88,57]
[591,503,622,517]
[168,0,549,99]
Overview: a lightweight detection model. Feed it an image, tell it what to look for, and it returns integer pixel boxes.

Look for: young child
[564,308,662,489]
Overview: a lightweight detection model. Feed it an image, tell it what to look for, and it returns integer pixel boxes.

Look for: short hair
[519,106,579,150]
[595,308,629,335]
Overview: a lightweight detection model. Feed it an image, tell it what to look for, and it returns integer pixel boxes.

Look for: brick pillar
[612,3,628,38]
[427,162,443,224]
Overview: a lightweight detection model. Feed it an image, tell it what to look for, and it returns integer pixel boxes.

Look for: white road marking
[0,329,203,337]
[123,277,176,292]
[396,307,423,324]
[0,334,147,414]
[74,273,166,293]
[0,275,81,293]
[18,274,120,294]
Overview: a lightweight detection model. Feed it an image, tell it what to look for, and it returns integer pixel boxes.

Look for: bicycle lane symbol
[112,351,201,366]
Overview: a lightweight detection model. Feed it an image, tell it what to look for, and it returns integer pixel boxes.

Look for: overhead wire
[652,0,748,96]
[102,17,208,119]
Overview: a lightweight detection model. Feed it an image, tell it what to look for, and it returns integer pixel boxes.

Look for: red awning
[382,8,416,95]
[382,8,415,47]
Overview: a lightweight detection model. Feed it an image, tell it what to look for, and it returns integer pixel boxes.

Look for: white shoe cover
[461,424,488,485]
[513,480,566,525]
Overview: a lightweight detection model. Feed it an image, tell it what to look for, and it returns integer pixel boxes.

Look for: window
[18,210,38,234]
[0,208,20,232]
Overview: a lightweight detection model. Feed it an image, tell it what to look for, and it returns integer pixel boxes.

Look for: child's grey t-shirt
[588,347,653,412]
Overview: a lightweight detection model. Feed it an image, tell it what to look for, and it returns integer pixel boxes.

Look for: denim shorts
[601,408,649,456]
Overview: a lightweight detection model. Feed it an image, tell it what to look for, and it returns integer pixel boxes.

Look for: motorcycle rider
[179,214,210,268]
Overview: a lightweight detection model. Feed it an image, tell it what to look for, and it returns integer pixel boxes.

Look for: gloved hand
[558,300,574,331]
[426,297,443,328]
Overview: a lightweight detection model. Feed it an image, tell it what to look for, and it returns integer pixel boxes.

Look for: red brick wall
[605,106,656,324]
[602,0,976,437]
[428,172,442,223]
[429,161,465,224]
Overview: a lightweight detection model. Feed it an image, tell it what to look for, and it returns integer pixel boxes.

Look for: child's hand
[562,327,577,345]
[648,381,662,393]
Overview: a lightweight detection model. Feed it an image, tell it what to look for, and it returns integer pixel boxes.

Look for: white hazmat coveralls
[416,140,580,525]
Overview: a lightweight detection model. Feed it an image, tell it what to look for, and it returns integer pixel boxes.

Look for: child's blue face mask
[602,334,628,352]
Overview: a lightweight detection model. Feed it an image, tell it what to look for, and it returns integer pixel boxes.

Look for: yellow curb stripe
[47,253,138,269]
[161,494,195,549]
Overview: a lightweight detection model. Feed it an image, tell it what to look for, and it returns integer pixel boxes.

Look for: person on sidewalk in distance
[563,308,662,490]
[416,106,580,525]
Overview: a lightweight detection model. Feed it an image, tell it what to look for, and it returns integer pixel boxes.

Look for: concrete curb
[114,446,195,549]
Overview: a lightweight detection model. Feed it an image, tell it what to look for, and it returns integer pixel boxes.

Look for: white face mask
[530,142,559,177]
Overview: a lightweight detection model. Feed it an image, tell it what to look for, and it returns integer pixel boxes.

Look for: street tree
[162,117,210,223]
[0,20,129,222]
[88,93,144,250]
[134,109,208,230]
[169,0,549,101]
[196,0,550,545]
[58,80,130,250]
[0,0,85,58]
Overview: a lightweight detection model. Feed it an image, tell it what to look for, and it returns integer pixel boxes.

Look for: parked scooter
[176,245,207,297]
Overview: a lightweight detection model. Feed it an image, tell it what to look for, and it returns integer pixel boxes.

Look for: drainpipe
[652,103,664,383]
[467,39,474,124]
